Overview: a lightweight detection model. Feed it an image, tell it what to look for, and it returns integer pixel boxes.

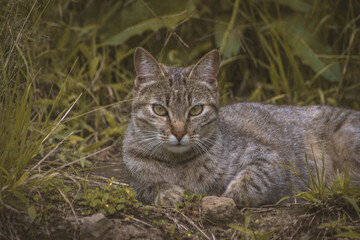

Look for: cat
[122,47,360,207]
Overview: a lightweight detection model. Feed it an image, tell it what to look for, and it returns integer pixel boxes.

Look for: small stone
[80,213,114,240]
[201,196,237,224]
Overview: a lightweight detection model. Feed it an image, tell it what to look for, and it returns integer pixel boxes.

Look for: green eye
[153,104,167,116]
[189,105,203,116]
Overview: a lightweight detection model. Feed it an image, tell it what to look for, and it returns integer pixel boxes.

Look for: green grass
[1,0,360,238]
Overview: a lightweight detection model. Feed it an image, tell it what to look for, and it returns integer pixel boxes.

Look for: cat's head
[131,47,220,155]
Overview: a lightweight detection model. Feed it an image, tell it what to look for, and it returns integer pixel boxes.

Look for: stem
[219,0,240,54]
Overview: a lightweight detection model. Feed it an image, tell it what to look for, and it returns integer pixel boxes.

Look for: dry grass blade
[42,92,82,144]
[4,0,37,69]
[55,185,79,225]
[172,208,212,240]
[32,132,73,172]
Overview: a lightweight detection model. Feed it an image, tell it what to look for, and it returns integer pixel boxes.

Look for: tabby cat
[122,47,360,206]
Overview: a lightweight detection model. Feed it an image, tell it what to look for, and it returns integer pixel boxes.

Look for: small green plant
[318,216,360,239]
[229,210,280,240]
[31,176,78,223]
[76,178,141,215]
[175,188,204,217]
[280,151,360,216]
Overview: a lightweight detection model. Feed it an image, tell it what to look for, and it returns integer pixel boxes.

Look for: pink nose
[173,130,185,141]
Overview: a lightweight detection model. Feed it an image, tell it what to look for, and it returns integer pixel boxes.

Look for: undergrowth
[76,177,141,215]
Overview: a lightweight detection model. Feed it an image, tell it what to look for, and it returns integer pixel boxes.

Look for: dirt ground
[17,147,360,240]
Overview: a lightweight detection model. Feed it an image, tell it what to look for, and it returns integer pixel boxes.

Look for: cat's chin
[164,144,192,154]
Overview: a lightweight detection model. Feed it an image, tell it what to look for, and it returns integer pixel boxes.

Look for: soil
[10,147,360,240]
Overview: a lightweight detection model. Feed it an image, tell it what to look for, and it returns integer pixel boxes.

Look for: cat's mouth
[164,134,192,153]
[164,144,192,153]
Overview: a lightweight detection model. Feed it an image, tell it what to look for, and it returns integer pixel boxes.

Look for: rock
[201,196,237,224]
[80,213,114,240]
[111,220,163,240]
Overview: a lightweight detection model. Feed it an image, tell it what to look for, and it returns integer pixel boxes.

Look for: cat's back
[218,103,360,184]
[217,102,352,136]
[218,103,311,141]
[216,103,349,161]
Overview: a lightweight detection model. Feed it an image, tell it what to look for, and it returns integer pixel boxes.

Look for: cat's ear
[134,47,165,87]
[187,49,221,89]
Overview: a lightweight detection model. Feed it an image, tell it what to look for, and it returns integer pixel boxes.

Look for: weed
[229,209,280,240]
[175,189,204,217]
[280,153,360,216]
[318,216,360,239]
[76,178,140,215]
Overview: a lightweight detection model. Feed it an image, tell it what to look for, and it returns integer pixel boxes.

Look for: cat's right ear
[134,47,165,88]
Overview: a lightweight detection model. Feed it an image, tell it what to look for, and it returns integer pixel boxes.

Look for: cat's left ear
[187,49,221,89]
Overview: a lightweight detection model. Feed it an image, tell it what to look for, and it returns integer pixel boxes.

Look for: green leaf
[280,14,341,82]
[100,126,127,137]
[103,109,117,128]
[81,139,109,153]
[335,231,360,239]
[215,17,242,58]
[27,204,37,223]
[103,192,110,201]
[89,57,101,78]
[102,11,191,46]
[343,196,360,217]
[116,204,125,211]
[68,135,84,143]
[90,199,101,208]
[107,205,116,214]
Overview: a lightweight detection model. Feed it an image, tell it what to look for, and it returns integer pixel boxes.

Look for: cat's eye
[189,105,203,116]
[153,104,167,116]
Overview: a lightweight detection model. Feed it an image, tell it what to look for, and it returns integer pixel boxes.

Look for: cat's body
[122,48,360,206]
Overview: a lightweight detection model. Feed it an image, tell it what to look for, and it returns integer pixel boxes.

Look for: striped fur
[122,48,360,206]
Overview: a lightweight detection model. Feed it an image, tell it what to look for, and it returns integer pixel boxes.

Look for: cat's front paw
[222,181,256,206]
[154,185,184,207]
[222,177,267,206]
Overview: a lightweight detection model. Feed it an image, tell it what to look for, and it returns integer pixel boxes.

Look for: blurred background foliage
[0,0,360,222]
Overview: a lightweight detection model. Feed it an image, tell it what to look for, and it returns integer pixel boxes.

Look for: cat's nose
[173,130,185,141]
[172,121,186,141]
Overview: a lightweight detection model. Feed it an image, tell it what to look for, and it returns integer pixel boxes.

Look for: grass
[0,0,360,239]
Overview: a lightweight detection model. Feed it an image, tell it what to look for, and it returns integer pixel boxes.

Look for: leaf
[103,109,117,128]
[215,18,242,58]
[281,14,341,82]
[335,231,360,239]
[68,135,84,143]
[89,57,101,78]
[107,205,116,214]
[27,204,37,223]
[100,126,127,137]
[116,204,125,211]
[81,139,109,153]
[343,196,360,217]
[102,11,191,46]
[103,192,110,201]
[79,159,93,168]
